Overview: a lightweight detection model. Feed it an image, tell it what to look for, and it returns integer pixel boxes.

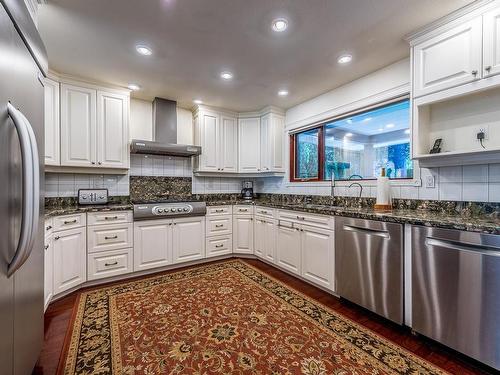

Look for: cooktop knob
[177,208,183,212]
[157,208,163,213]
[183,207,188,212]
[171,208,176,212]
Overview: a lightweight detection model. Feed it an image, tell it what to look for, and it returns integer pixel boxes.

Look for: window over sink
[290,98,413,182]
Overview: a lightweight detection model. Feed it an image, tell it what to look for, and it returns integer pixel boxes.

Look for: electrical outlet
[425,175,435,188]
[474,126,489,141]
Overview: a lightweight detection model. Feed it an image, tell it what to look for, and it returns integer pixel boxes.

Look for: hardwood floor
[34,258,495,375]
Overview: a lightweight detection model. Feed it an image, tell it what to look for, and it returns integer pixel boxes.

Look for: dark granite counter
[44,203,133,218]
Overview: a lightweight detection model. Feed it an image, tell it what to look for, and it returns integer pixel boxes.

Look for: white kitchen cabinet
[206,235,232,257]
[44,78,60,166]
[276,221,301,275]
[43,235,53,311]
[172,217,205,263]
[483,7,500,77]
[238,117,261,172]
[60,83,97,167]
[413,17,482,97]
[96,90,129,168]
[233,215,254,254]
[60,82,129,169]
[134,219,172,271]
[53,227,86,295]
[254,217,276,262]
[260,113,285,172]
[195,108,238,173]
[301,224,335,290]
[87,248,133,281]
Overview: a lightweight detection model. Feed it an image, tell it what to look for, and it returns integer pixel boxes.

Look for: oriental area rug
[62,259,447,374]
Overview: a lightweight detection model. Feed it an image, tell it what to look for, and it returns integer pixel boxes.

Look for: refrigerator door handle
[6,102,36,277]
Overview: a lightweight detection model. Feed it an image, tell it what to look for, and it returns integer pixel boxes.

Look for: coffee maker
[241,181,254,200]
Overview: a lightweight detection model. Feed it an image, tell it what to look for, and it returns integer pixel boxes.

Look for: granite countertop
[207,199,500,235]
[44,203,133,218]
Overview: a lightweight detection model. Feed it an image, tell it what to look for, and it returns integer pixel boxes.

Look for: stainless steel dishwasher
[335,217,403,324]
[412,226,500,371]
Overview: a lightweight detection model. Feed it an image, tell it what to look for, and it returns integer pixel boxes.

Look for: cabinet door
[483,7,500,77]
[198,111,219,172]
[220,115,238,172]
[53,227,86,295]
[413,17,482,97]
[254,218,266,258]
[276,222,301,275]
[301,225,335,290]
[263,220,276,263]
[134,220,172,271]
[238,118,261,172]
[172,217,205,263]
[96,91,129,168]
[44,78,60,166]
[260,114,271,172]
[233,215,254,254]
[270,114,285,172]
[44,236,53,311]
[60,84,97,167]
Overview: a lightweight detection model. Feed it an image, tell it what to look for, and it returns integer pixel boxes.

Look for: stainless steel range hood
[130,97,201,157]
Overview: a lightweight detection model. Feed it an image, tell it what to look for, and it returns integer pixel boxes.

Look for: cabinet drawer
[255,206,275,218]
[45,218,54,237]
[206,216,232,236]
[87,210,132,225]
[278,210,334,230]
[87,248,133,281]
[87,223,133,253]
[206,235,232,257]
[233,205,253,215]
[53,213,86,231]
[207,206,232,216]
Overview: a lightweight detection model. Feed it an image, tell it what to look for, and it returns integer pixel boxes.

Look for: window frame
[289,96,413,183]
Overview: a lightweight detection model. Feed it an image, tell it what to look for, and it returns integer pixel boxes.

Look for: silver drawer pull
[105,235,118,240]
[63,219,77,224]
[215,224,224,228]
[215,244,224,248]
[104,261,118,266]
[44,244,49,250]
[343,224,389,238]
[46,225,52,231]
[239,208,248,212]
[104,216,119,220]
[54,236,60,240]
[215,209,224,213]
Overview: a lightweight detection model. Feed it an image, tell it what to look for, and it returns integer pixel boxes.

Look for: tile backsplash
[45,173,129,197]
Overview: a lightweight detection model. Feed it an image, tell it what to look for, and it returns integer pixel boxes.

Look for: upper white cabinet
[50,79,129,170]
[238,117,261,172]
[413,17,482,97]
[194,107,238,173]
[260,113,285,172]
[483,6,500,77]
[44,78,60,166]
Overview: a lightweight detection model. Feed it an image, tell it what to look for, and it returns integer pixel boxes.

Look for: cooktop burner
[133,201,207,220]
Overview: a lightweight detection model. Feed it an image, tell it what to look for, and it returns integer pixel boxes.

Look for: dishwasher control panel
[78,189,108,205]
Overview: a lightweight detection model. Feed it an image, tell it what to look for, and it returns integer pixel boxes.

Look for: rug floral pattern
[64,260,447,374]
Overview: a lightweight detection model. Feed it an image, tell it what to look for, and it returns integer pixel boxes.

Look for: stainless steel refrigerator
[0,0,47,374]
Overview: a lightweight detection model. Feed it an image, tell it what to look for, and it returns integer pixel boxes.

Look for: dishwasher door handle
[426,238,500,256]
[343,224,390,238]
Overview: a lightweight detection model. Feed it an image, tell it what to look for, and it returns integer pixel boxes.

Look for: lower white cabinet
[254,217,276,262]
[87,248,133,281]
[53,227,86,295]
[172,217,206,264]
[276,221,302,275]
[134,219,173,272]
[300,225,335,290]
[206,235,232,257]
[44,235,53,311]
[233,215,254,254]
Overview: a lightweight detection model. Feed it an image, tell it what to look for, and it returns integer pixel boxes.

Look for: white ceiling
[38,0,474,112]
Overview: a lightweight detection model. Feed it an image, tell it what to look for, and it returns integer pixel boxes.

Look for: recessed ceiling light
[220,71,233,80]
[272,18,288,32]
[337,54,353,64]
[193,99,203,104]
[136,45,152,56]
[404,129,410,134]
[278,89,289,96]
[345,132,353,137]
[128,83,141,91]
[386,123,395,128]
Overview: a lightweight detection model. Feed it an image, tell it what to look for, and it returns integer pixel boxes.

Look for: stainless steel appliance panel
[0,1,45,373]
[412,226,500,370]
[335,217,403,324]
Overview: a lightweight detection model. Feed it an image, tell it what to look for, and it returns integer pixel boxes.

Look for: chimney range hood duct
[130,97,201,157]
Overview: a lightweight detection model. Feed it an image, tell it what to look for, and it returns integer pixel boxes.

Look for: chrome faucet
[348,182,363,198]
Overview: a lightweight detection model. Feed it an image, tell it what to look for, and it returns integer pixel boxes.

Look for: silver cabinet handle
[98,161,102,165]
[472,70,478,76]
[215,244,224,248]
[44,244,49,250]
[64,219,77,224]
[239,209,248,212]
[215,224,224,228]
[343,224,389,238]
[54,236,60,240]
[6,103,38,277]
[91,161,96,165]
[105,261,118,266]
[426,238,500,256]
[215,209,224,213]
[485,66,492,73]
[46,225,52,231]
[104,216,118,220]
[105,235,118,240]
